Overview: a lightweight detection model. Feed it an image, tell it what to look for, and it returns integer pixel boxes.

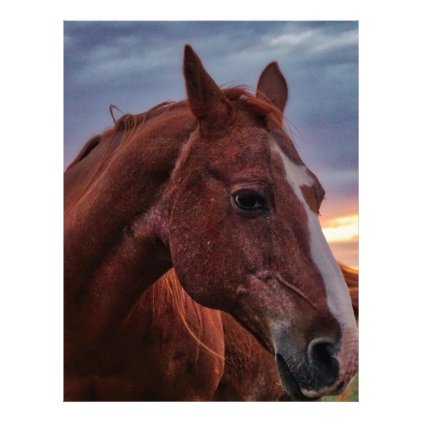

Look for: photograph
[64,21,358,402]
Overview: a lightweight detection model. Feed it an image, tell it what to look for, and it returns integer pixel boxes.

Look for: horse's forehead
[207,125,271,165]
[206,128,316,188]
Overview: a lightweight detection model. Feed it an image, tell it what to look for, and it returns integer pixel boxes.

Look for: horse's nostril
[307,338,339,387]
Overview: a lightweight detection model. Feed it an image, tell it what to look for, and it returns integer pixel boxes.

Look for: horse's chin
[275,354,317,401]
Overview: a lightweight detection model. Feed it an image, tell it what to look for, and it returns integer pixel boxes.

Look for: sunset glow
[322,214,358,243]
[321,214,359,269]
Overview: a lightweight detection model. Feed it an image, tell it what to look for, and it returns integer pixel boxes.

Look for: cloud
[70,45,178,90]
[266,27,358,57]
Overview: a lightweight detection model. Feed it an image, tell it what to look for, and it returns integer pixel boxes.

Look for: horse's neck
[64,130,124,210]
[65,108,195,336]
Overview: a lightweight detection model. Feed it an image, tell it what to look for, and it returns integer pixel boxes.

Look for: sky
[64,21,358,267]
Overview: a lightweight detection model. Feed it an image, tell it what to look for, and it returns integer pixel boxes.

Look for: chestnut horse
[64,45,358,400]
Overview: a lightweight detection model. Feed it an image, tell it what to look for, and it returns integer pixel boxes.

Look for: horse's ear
[256,62,288,113]
[183,45,232,135]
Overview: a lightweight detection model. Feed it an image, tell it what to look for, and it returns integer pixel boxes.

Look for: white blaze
[271,140,357,335]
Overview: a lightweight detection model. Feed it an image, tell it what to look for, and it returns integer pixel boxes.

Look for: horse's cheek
[168,193,233,308]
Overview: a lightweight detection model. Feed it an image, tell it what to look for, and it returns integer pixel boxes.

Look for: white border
[2,1,421,420]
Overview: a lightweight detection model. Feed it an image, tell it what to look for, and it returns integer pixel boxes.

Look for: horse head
[162,46,358,400]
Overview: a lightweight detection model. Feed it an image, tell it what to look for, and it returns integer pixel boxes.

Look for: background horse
[64,45,358,400]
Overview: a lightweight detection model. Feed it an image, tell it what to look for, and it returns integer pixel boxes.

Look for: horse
[64,45,358,401]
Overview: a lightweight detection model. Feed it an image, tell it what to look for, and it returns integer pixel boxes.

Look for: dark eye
[233,190,267,211]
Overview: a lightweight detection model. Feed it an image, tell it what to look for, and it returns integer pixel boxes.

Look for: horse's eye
[233,190,267,211]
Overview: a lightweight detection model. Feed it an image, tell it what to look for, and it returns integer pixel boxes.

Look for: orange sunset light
[322,214,358,243]
[322,214,359,270]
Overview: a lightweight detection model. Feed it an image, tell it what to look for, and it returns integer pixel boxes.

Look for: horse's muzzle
[276,333,358,400]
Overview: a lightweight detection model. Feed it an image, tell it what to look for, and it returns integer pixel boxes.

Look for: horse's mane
[218,86,283,128]
[104,86,282,151]
[66,86,283,172]
[66,135,102,170]
[136,269,225,360]
[65,101,177,172]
